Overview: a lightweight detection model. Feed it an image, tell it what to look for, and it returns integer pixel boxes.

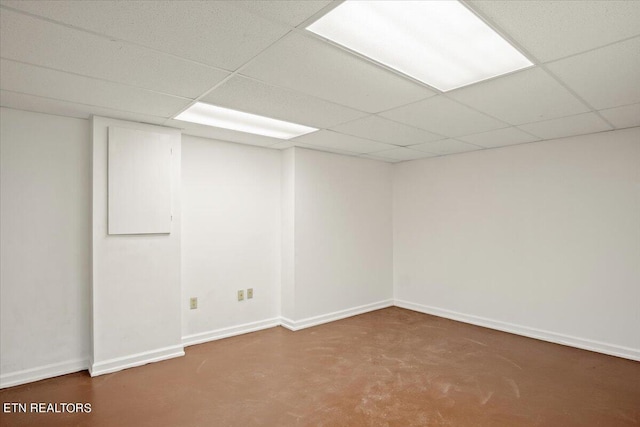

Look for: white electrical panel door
[108,126,172,235]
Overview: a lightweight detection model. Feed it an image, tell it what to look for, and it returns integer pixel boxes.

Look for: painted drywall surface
[181,135,281,337]
[281,148,295,320]
[393,127,640,351]
[0,108,90,377]
[293,148,394,320]
[92,117,182,367]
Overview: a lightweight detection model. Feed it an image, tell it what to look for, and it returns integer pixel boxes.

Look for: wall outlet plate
[247,288,253,299]
[190,297,197,310]
[237,290,244,301]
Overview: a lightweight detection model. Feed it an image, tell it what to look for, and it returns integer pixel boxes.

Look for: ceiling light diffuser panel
[307,0,533,92]
[175,102,318,139]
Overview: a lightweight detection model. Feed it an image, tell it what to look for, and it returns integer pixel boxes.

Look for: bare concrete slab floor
[2,307,639,426]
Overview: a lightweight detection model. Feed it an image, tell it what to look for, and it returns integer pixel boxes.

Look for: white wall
[91,116,183,375]
[0,111,395,386]
[290,148,394,323]
[0,108,90,387]
[281,148,295,320]
[3,106,637,389]
[181,135,281,344]
[394,128,640,359]
[182,144,395,334]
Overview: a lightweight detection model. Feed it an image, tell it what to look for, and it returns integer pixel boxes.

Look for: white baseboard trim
[5,300,636,388]
[281,299,394,331]
[0,303,392,388]
[182,317,281,347]
[395,299,640,362]
[0,358,89,389]
[280,316,296,331]
[89,344,184,377]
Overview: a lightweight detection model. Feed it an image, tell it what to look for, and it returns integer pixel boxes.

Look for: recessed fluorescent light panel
[306,0,533,92]
[175,102,317,139]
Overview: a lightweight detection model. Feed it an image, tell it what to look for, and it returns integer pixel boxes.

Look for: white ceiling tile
[517,112,612,140]
[0,9,229,99]
[294,142,360,157]
[201,76,366,128]
[2,0,636,146]
[458,127,540,148]
[291,130,398,154]
[409,139,483,155]
[240,33,435,113]
[359,153,402,163]
[166,119,281,147]
[449,67,588,125]
[468,0,640,62]
[330,115,443,146]
[366,147,439,162]
[598,103,640,129]
[380,96,507,137]
[546,37,640,110]
[1,0,290,70]
[0,59,190,117]
[0,90,167,125]
[233,1,332,27]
